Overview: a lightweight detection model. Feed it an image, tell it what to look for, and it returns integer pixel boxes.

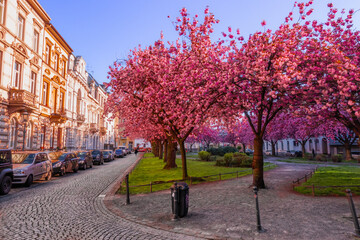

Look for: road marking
[98,194,106,198]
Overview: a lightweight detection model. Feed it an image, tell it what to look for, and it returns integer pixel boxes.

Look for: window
[26,122,32,148]
[0,0,5,24]
[17,15,24,40]
[42,81,48,105]
[59,92,64,111]
[9,118,17,149]
[61,60,66,76]
[0,51,2,83]
[13,61,21,88]
[30,71,36,94]
[68,92,71,111]
[54,53,59,71]
[33,30,39,53]
[45,44,50,64]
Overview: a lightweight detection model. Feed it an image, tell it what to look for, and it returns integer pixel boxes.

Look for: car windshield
[77,152,87,158]
[13,153,35,164]
[58,154,67,161]
[116,149,122,152]
[92,151,100,155]
[103,151,110,155]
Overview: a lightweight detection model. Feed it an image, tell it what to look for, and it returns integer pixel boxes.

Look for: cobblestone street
[0,154,200,240]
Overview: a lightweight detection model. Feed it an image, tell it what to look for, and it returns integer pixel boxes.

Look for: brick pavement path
[109,158,360,240]
[0,154,201,240]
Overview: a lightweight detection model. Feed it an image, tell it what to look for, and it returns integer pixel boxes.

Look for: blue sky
[37,0,360,84]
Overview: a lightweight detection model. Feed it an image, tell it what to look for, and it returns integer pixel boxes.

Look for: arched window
[8,118,17,149]
[315,139,320,152]
[26,122,33,149]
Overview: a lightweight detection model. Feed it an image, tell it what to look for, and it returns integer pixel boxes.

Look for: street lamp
[22,110,29,151]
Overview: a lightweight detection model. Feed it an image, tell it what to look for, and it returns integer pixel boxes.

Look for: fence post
[346,189,360,237]
[150,181,152,193]
[172,182,179,221]
[219,173,221,181]
[126,174,130,205]
[311,184,315,197]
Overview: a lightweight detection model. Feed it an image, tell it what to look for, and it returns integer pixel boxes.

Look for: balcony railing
[100,127,107,136]
[50,109,67,123]
[8,89,36,110]
[90,123,99,133]
[77,114,85,124]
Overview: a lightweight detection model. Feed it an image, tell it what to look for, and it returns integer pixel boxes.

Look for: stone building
[0,0,115,151]
[0,0,49,150]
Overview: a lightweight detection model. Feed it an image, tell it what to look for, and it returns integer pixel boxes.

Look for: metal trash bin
[171,182,189,218]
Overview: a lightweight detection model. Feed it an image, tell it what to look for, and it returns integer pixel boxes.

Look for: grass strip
[118,153,276,194]
[294,166,360,196]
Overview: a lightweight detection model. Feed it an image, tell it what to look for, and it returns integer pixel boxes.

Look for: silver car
[12,152,53,187]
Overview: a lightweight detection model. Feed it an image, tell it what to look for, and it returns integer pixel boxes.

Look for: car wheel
[45,171,52,181]
[0,175,12,195]
[24,175,33,187]
[101,160,104,165]
[60,168,65,176]
[83,164,87,170]
[73,166,78,173]
[90,163,93,168]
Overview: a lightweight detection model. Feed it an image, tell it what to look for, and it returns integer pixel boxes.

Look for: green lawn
[118,153,276,194]
[294,166,360,196]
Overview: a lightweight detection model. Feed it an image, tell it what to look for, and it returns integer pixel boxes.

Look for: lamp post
[22,110,29,151]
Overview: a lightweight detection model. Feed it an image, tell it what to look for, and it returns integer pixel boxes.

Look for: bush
[304,153,313,160]
[215,159,225,166]
[224,153,234,167]
[209,155,217,161]
[315,154,328,162]
[208,146,238,156]
[331,154,343,162]
[198,151,211,161]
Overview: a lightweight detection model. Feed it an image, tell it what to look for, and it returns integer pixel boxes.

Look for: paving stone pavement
[109,158,360,240]
[0,154,202,240]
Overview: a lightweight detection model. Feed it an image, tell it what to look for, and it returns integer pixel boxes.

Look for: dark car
[75,151,93,170]
[114,149,124,158]
[0,150,13,195]
[91,150,104,165]
[49,152,79,176]
[102,150,114,162]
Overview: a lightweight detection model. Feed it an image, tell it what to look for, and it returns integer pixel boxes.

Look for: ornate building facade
[0,0,115,151]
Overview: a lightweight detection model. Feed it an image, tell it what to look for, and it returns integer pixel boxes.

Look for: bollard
[253,186,266,233]
[126,174,130,205]
[346,189,360,236]
[172,182,179,221]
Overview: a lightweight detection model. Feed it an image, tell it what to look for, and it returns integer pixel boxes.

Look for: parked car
[118,146,128,155]
[49,152,79,176]
[75,151,93,170]
[114,149,124,158]
[286,150,297,157]
[102,150,114,162]
[12,152,52,187]
[264,150,272,156]
[245,149,254,155]
[91,150,104,165]
[0,150,13,195]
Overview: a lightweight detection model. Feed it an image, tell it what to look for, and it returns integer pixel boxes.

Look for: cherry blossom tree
[224,2,315,187]
[106,8,227,179]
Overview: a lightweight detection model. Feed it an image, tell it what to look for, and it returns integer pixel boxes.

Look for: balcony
[50,109,67,124]
[100,127,107,136]
[90,123,99,133]
[77,114,85,124]
[8,89,37,113]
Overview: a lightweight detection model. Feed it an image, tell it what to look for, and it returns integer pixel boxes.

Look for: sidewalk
[104,159,360,240]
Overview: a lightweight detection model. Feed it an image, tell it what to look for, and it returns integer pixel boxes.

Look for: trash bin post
[253,186,265,233]
[126,174,130,205]
[172,182,179,221]
[346,189,360,236]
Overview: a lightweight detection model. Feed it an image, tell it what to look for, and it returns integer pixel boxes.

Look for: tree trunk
[242,143,246,153]
[152,141,159,157]
[253,136,265,188]
[159,143,163,160]
[179,140,188,180]
[344,143,352,161]
[163,140,177,169]
[271,140,276,156]
[301,142,306,158]
[163,140,168,163]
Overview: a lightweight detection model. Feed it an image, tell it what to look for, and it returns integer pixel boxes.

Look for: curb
[103,154,227,240]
